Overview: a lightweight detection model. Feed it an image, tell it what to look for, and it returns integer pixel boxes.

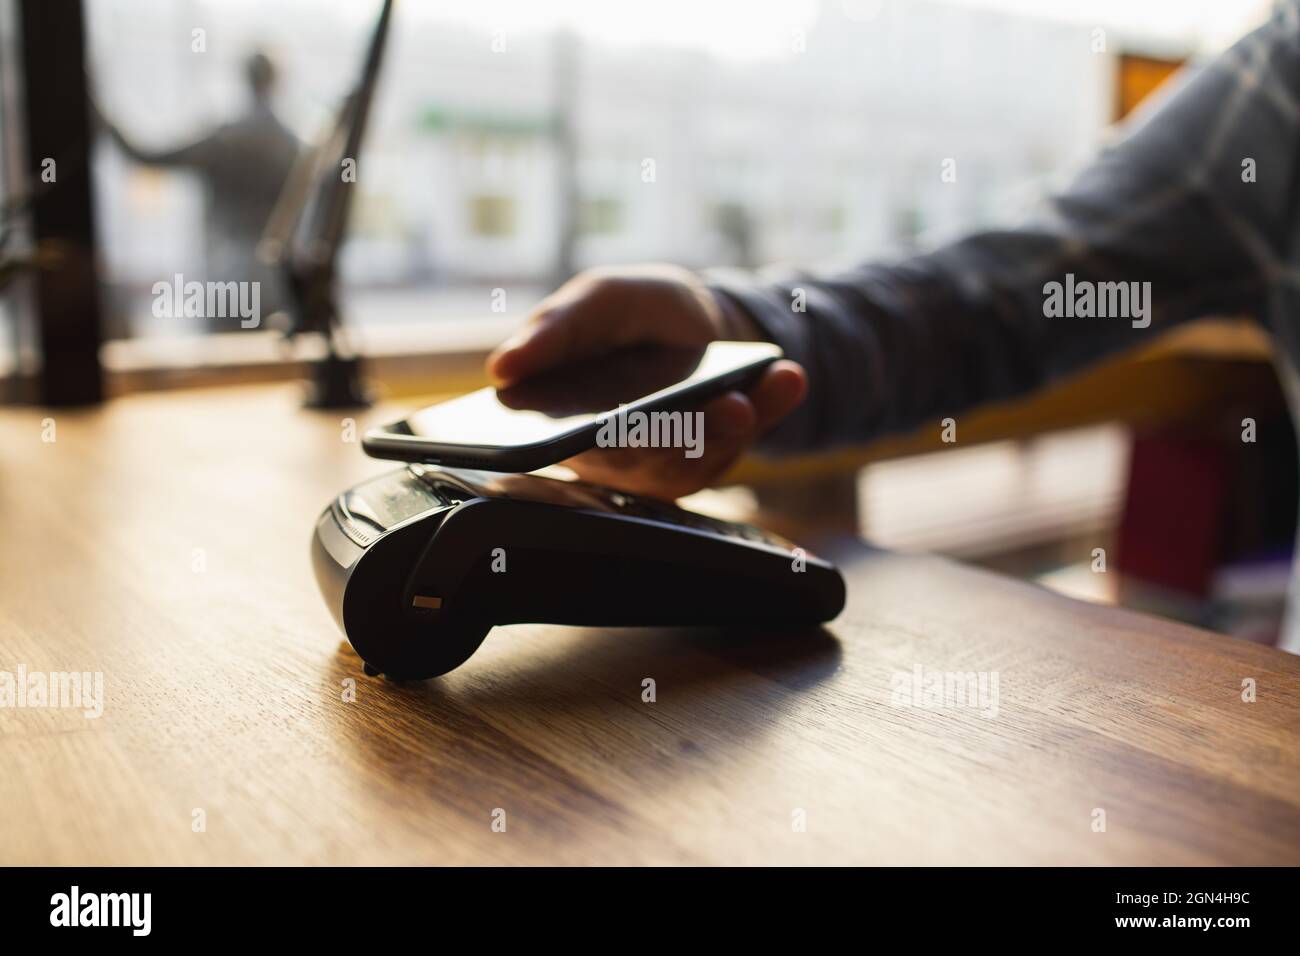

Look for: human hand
[486,264,806,499]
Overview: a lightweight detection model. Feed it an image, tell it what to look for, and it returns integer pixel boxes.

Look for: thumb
[487,309,578,385]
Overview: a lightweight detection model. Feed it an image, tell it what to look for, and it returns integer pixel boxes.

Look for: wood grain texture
[1,385,1297,865]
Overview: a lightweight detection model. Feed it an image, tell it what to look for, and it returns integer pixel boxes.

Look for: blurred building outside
[84,0,1123,344]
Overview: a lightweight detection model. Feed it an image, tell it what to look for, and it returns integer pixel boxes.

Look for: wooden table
[2,385,1297,865]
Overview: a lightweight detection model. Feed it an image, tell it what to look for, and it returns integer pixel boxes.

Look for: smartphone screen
[362,340,781,471]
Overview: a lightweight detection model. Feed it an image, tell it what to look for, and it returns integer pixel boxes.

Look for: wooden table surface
[2,385,1298,865]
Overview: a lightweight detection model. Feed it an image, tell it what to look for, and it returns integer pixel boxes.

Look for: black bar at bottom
[0,866,1290,941]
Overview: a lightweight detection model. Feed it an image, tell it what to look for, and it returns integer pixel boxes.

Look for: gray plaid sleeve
[711,2,1300,454]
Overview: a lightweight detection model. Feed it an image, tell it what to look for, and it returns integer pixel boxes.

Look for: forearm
[104,121,204,167]
[709,253,1045,452]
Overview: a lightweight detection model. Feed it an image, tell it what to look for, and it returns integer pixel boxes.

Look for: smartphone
[362,340,782,472]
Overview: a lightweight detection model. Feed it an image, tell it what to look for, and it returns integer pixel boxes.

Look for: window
[2,0,1266,396]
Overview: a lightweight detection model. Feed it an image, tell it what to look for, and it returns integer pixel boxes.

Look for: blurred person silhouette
[485,3,1300,650]
[97,50,300,330]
